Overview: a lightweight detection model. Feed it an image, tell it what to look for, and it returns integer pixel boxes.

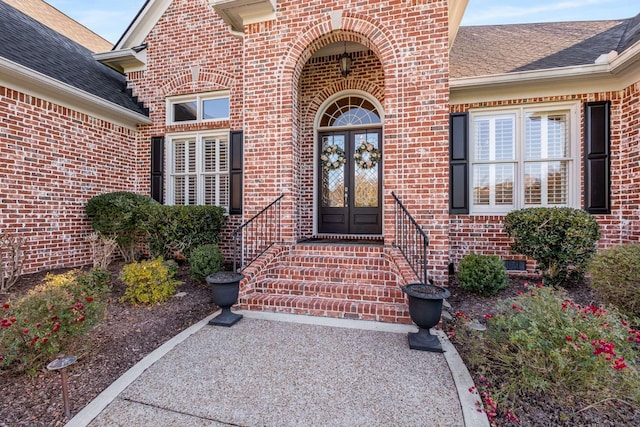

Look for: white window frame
[165,131,230,208]
[469,102,580,215]
[166,91,230,125]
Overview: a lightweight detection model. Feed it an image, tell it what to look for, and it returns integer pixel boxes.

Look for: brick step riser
[288,245,385,256]
[239,293,412,324]
[253,281,407,304]
[273,256,389,270]
[263,268,397,286]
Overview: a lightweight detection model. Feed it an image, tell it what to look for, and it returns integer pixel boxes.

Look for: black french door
[317,129,382,234]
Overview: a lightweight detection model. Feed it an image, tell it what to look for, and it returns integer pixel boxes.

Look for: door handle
[344,186,349,207]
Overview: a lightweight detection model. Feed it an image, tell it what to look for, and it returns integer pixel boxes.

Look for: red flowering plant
[452,284,639,423]
[0,269,108,373]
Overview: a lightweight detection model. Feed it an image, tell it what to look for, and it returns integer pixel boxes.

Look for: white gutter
[451,63,612,90]
[227,25,244,38]
[451,39,640,104]
[0,57,151,129]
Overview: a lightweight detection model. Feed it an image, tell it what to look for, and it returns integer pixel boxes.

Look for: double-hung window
[166,132,229,207]
[470,103,578,214]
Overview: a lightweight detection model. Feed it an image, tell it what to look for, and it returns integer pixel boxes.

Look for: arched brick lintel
[159,68,238,97]
[280,11,399,97]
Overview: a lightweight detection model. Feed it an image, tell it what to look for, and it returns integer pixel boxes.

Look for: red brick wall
[240,1,451,283]
[128,0,452,283]
[0,86,138,274]
[449,86,640,272]
[618,82,640,243]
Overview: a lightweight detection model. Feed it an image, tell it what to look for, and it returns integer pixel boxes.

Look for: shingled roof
[0,1,147,116]
[451,18,634,79]
[2,0,112,53]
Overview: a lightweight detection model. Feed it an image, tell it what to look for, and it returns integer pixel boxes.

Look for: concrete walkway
[66,311,489,427]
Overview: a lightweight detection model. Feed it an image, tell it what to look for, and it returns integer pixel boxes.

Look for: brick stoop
[238,242,413,324]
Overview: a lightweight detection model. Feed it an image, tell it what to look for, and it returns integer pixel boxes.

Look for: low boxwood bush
[457,253,508,296]
[85,192,158,262]
[188,244,224,282]
[504,207,600,286]
[0,269,109,373]
[454,285,640,421]
[588,244,640,320]
[147,205,227,260]
[120,257,181,305]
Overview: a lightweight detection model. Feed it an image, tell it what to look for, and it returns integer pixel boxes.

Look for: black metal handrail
[232,194,284,271]
[391,191,430,284]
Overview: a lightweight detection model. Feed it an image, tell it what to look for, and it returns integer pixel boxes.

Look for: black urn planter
[206,272,245,327]
[402,283,451,352]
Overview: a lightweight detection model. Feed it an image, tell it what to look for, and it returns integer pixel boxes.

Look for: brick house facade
[1,0,639,321]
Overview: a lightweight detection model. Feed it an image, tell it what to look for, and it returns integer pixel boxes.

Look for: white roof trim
[114,0,171,50]
[94,48,147,74]
[0,57,151,129]
[449,0,469,49]
[451,39,640,104]
[211,0,276,33]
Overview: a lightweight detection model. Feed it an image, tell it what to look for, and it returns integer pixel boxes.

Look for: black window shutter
[584,101,610,214]
[449,113,469,214]
[150,136,164,203]
[229,130,243,214]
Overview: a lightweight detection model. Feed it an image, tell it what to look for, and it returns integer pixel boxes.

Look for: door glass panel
[321,135,346,208]
[354,133,380,207]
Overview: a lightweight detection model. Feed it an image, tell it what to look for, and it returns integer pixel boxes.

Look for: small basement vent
[504,260,526,271]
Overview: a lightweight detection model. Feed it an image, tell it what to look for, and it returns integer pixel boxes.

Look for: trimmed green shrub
[120,257,181,305]
[147,205,227,260]
[457,253,508,296]
[588,244,640,319]
[188,244,224,282]
[85,192,158,262]
[0,269,108,373]
[504,207,600,287]
[454,285,640,420]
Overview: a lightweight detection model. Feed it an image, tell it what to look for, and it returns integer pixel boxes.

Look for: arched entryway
[316,93,383,235]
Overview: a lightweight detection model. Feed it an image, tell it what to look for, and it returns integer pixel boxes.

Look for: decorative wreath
[321,144,347,171]
[354,142,381,169]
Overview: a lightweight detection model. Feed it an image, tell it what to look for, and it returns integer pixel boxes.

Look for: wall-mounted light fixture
[339,41,352,77]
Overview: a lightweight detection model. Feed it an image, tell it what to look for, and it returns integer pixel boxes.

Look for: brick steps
[240,242,412,324]
[254,278,406,303]
[241,291,411,324]
[263,266,396,286]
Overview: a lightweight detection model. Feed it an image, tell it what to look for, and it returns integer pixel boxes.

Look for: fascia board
[212,0,276,32]
[449,0,469,49]
[93,49,147,74]
[0,58,151,130]
[451,48,640,104]
[114,0,171,50]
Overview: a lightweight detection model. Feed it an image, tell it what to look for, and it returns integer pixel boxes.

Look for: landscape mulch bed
[1,267,638,426]
[446,275,640,427]
[0,261,216,427]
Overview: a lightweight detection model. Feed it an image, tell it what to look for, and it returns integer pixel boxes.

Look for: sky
[46,0,639,44]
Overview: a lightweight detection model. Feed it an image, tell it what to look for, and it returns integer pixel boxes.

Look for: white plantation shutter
[524,111,569,206]
[469,105,576,213]
[472,114,515,211]
[169,133,229,207]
